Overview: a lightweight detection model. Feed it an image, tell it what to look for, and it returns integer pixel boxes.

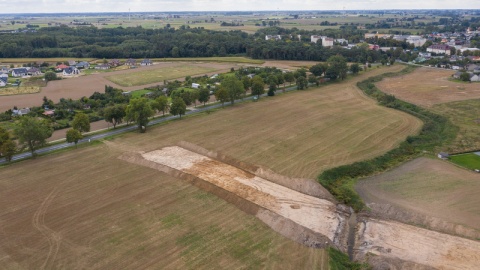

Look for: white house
[406,35,427,47]
[427,44,451,55]
[265,35,281,41]
[321,36,334,47]
[63,67,80,76]
[11,68,28,77]
[471,74,480,82]
[311,35,322,43]
[141,59,153,66]
[192,83,200,89]
[0,75,7,87]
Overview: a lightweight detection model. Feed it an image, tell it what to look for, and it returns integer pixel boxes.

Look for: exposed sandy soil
[355,218,480,270]
[376,67,480,107]
[140,146,349,248]
[356,157,480,239]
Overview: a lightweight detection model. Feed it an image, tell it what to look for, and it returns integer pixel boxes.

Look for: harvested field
[0,144,329,269]
[376,67,480,107]
[356,157,480,238]
[110,65,421,178]
[137,146,349,248]
[355,218,480,270]
[106,65,217,87]
[0,65,424,268]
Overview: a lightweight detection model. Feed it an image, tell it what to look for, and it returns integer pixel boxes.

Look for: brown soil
[0,143,329,269]
[376,67,480,107]
[131,146,350,250]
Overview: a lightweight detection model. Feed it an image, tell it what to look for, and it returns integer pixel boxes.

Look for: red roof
[56,64,69,69]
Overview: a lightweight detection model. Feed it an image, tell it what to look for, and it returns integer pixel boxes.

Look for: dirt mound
[121,146,350,251]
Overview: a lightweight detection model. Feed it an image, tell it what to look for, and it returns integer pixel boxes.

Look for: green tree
[126,98,154,133]
[14,116,53,157]
[66,128,82,148]
[268,83,276,96]
[1,140,16,162]
[251,76,265,98]
[296,76,308,90]
[308,74,319,86]
[276,74,285,92]
[460,72,471,82]
[170,97,187,118]
[222,76,244,104]
[72,112,90,133]
[103,104,126,128]
[350,63,361,75]
[198,88,210,106]
[309,63,327,76]
[44,71,57,82]
[284,72,295,86]
[215,87,229,107]
[326,55,348,80]
[153,95,170,115]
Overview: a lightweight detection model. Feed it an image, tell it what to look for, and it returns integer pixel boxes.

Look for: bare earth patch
[376,67,480,107]
[356,218,480,270]
[141,146,349,248]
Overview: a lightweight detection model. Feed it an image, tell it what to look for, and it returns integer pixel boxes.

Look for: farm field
[376,68,480,152]
[106,65,217,87]
[0,65,421,268]
[432,99,480,152]
[0,144,329,269]
[376,67,480,107]
[356,157,480,238]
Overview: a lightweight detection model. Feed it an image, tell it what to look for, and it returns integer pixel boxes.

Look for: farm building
[438,152,450,159]
[141,59,153,66]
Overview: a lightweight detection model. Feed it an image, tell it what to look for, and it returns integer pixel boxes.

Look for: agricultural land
[0,65,422,269]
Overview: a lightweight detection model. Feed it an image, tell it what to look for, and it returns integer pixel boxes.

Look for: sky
[1,0,479,14]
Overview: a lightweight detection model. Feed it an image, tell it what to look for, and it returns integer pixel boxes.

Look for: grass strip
[318,65,458,212]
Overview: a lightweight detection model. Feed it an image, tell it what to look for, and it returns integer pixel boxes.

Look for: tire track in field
[32,187,62,270]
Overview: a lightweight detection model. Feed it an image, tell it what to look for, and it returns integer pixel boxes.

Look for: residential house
[467,64,479,72]
[63,67,80,76]
[453,71,463,79]
[55,64,69,71]
[0,76,7,87]
[13,108,30,116]
[27,67,41,76]
[125,58,137,66]
[140,59,153,66]
[427,44,451,55]
[321,36,334,47]
[471,74,480,82]
[76,61,90,69]
[265,35,281,41]
[311,35,322,43]
[406,35,427,47]
[335,38,348,45]
[42,110,55,117]
[95,64,110,70]
[108,59,122,67]
[11,68,28,77]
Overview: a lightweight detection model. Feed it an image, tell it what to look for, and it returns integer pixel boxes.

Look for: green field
[433,99,480,152]
[106,65,217,87]
[450,153,480,170]
[130,89,151,98]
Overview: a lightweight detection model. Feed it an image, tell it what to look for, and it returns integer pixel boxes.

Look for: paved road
[1,85,299,164]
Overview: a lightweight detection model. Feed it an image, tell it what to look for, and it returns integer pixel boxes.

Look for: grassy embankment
[318,65,458,211]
